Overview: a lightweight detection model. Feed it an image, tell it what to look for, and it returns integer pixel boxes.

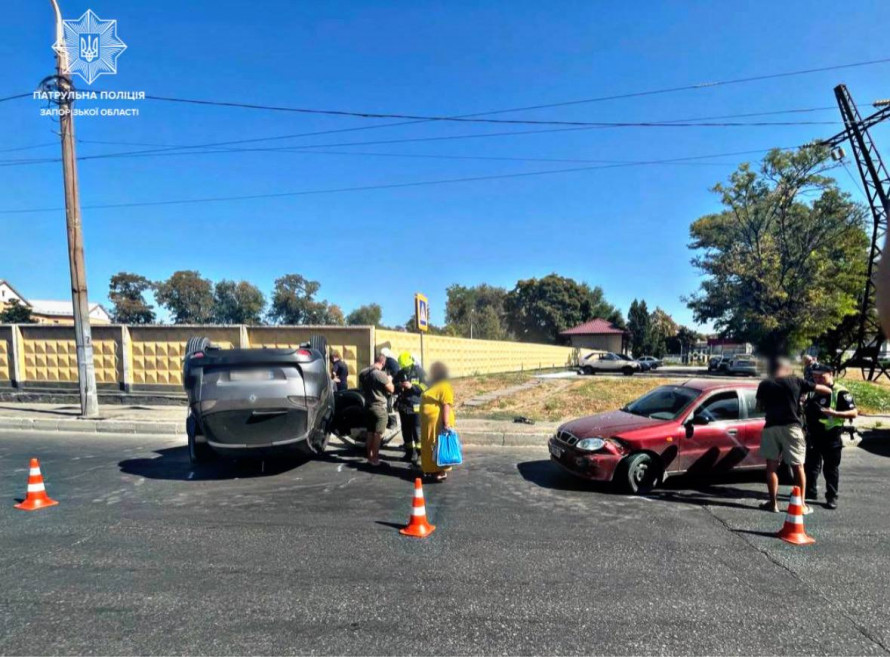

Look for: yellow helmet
[398,351,414,370]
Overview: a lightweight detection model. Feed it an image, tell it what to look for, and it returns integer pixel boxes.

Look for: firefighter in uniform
[804,364,858,509]
[393,351,427,464]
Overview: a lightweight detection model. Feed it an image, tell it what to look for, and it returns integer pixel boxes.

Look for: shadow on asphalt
[858,431,890,458]
[320,447,419,482]
[119,443,419,482]
[517,459,775,510]
[119,445,312,481]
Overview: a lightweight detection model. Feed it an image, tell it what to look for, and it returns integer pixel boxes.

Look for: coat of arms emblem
[53,9,127,85]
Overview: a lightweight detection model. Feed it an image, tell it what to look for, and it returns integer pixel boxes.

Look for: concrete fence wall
[375,329,581,377]
[0,323,582,390]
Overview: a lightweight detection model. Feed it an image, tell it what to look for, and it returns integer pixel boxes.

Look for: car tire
[622,366,635,376]
[582,366,595,376]
[309,335,328,360]
[185,336,211,358]
[187,412,214,464]
[618,452,661,494]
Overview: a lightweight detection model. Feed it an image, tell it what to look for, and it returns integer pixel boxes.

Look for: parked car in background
[579,352,641,376]
[707,355,732,373]
[727,355,760,377]
[548,379,766,493]
[637,356,662,370]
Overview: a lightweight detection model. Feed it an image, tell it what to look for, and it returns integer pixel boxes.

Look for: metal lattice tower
[820,85,890,379]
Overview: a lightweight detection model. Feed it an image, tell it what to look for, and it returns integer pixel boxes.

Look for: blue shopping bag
[436,428,463,467]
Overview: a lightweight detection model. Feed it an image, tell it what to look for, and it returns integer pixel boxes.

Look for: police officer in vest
[804,364,858,509]
[393,351,427,465]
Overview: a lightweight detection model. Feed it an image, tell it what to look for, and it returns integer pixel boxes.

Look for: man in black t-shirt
[804,364,857,509]
[330,351,349,391]
[756,358,831,514]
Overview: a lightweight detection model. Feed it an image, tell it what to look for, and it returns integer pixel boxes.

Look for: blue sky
[2,1,889,329]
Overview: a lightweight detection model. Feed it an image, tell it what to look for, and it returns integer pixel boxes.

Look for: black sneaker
[826,499,838,510]
[805,490,818,501]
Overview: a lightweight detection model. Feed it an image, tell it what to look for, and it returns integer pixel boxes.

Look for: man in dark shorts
[358,353,394,466]
[804,364,857,509]
[756,357,831,513]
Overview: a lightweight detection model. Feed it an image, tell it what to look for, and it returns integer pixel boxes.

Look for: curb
[0,417,187,436]
[0,418,549,448]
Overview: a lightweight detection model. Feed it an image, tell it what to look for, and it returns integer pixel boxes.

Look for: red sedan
[548,379,766,493]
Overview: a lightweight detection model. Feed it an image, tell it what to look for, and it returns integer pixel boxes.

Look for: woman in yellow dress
[419,361,455,482]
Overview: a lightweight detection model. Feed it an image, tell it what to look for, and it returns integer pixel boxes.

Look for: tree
[504,274,623,344]
[667,325,702,355]
[445,284,510,339]
[627,300,651,356]
[346,303,383,327]
[268,274,343,325]
[0,299,33,323]
[154,270,214,324]
[647,307,677,357]
[213,280,266,325]
[686,147,869,356]
[108,272,155,324]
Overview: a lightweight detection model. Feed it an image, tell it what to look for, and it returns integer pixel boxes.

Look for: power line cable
[0,93,30,104]
[142,56,890,123]
[0,147,795,215]
[143,94,837,127]
[0,106,840,167]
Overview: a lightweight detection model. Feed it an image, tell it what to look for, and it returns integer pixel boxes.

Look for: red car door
[739,387,766,467]
[677,390,751,475]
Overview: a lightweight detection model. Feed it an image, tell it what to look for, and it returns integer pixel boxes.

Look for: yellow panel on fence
[0,330,9,382]
[129,327,238,386]
[245,326,373,389]
[21,337,120,383]
[375,329,579,378]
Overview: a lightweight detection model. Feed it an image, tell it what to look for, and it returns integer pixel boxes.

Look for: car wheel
[187,413,214,464]
[309,335,328,360]
[582,366,594,376]
[618,452,661,494]
[185,336,211,357]
[622,366,635,376]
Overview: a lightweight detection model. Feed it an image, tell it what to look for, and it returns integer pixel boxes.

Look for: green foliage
[108,272,155,324]
[268,274,344,325]
[213,280,266,325]
[154,270,214,324]
[346,303,383,327]
[445,284,510,339]
[842,381,890,414]
[667,325,702,354]
[505,274,623,344]
[627,299,650,356]
[0,298,33,323]
[687,146,869,356]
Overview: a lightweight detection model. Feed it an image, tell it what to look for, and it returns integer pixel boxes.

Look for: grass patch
[462,377,674,422]
[450,372,534,403]
[840,380,890,414]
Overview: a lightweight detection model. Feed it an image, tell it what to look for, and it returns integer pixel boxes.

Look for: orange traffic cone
[776,486,814,545]
[400,478,435,538]
[14,458,59,511]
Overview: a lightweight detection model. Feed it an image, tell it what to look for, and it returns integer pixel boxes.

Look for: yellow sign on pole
[415,293,429,332]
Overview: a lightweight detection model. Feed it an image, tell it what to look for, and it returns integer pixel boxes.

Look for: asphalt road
[1,431,889,655]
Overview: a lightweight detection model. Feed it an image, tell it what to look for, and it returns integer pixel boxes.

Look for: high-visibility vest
[818,385,849,431]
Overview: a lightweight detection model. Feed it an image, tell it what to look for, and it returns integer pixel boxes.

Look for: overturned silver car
[182,335,335,463]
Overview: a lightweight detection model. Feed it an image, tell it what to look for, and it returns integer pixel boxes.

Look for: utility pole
[819,85,890,380]
[48,0,99,417]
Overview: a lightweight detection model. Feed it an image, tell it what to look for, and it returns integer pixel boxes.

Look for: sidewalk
[0,402,557,447]
[0,401,885,447]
